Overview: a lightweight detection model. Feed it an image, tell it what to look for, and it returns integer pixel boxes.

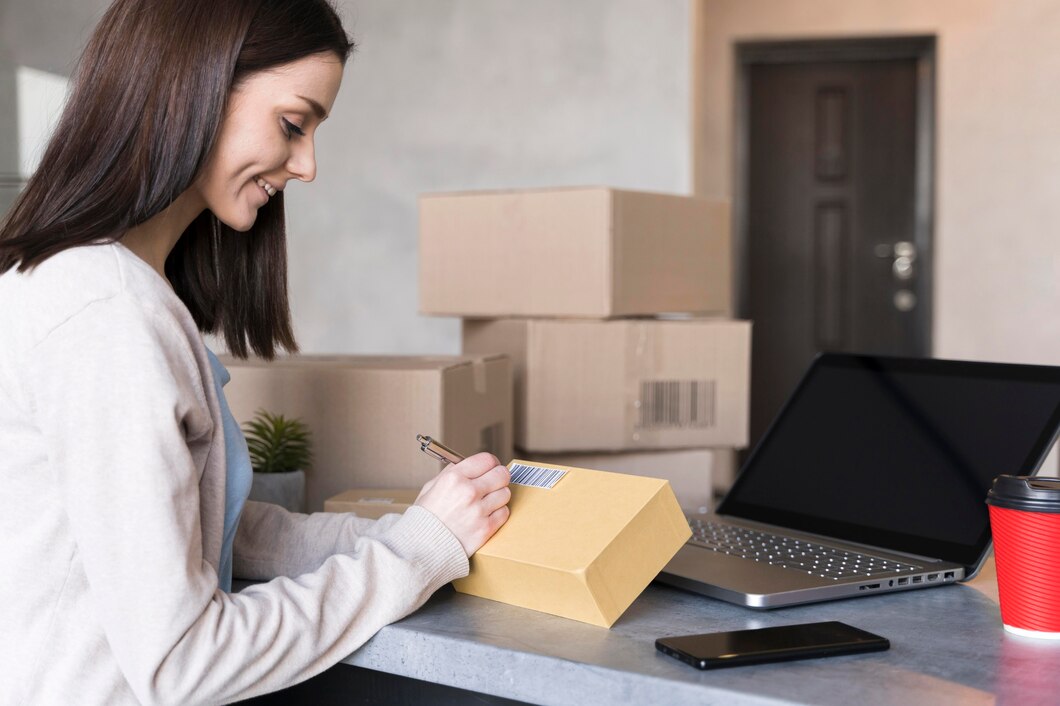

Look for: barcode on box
[508,463,567,489]
[636,380,716,429]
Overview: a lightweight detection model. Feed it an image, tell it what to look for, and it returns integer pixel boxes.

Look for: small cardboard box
[453,459,691,628]
[323,489,420,520]
[523,448,720,515]
[221,355,512,512]
[419,187,731,318]
[463,318,750,452]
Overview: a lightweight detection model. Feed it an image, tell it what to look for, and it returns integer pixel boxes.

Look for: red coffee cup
[986,475,1060,639]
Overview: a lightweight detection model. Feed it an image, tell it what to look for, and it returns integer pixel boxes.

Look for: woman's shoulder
[1,242,191,351]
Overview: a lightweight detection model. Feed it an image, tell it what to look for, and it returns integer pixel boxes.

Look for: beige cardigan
[0,242,469,705]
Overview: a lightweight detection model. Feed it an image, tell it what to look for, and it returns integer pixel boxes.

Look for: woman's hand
[414,452,511,556]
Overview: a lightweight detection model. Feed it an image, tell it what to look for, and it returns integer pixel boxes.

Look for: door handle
[874,241,918,311]
[875,241,917,280]
[892,241,916,280]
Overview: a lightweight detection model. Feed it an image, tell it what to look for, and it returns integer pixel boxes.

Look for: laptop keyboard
[688,519,923,580]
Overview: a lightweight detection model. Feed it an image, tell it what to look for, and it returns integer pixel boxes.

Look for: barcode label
[508,463,567,489]
[636,380,716,429]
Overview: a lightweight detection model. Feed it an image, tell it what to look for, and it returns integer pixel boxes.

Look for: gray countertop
[340,558,1060,705]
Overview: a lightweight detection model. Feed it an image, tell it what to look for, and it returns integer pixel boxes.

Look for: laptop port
[859,583,881,591]
[897,577,909,586]
[944,571,955,580]
[912,576,923,584]
[927,573,939,582]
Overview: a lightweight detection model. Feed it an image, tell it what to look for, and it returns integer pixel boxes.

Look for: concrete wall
[0,0,104,76]
[0,59,15,175]
[290,0,691,354]
[2,0,692,355]
[0,0,17,178]
[0,35,23,217]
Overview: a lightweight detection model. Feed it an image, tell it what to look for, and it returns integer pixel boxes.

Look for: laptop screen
[718,354,1060,567]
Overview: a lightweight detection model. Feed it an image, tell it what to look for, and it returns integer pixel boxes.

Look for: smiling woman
[0,0,354,359]
[0,0,511,704]
[189,53,343,235]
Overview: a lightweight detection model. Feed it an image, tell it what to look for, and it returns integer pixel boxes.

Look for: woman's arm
[234,454,510,580]
[31,293,469,704]
[233,499,406,579]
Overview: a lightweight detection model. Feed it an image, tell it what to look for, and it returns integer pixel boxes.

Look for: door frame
[733,35,937,354]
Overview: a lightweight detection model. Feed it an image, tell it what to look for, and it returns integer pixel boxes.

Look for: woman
[0,1,511,703]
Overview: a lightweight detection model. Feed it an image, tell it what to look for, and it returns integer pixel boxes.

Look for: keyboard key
[687,519,923,579]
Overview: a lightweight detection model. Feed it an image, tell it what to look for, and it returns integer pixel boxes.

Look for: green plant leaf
[241,408,313,473]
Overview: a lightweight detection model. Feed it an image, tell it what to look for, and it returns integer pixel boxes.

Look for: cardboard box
[419,187,731,318]
[324,489,420,520]
[453,460,691,628]
[523,448,719,515]
[220,355,512,512]
[463,318,751,452]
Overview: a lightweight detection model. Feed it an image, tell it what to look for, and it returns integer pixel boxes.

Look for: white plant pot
[249,469,306,513]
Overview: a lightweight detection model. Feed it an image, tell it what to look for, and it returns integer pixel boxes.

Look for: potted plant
[243,409,313,513]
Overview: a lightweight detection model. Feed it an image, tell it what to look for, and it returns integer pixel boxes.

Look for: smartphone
[655,621,889,670]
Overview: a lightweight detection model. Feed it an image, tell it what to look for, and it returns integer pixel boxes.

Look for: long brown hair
[0,0,353,359]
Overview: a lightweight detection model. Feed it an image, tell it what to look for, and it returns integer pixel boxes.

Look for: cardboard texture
[419,187,731,318]
[523,448,719,514]
[453,460,691,628]
[323,489,420,520]
[463,318,751,452]
[220,355,512,512]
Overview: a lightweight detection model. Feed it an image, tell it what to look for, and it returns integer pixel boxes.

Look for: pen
[417,434,465,465]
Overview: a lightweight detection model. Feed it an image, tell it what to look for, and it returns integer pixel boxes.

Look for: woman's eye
[281,118,306,140]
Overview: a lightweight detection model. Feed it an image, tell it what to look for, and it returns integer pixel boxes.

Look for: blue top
[205,348,253,593]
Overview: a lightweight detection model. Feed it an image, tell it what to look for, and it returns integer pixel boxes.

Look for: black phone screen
[655,621,889,670]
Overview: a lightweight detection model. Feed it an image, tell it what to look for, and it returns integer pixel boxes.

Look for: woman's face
[194,52,344,231]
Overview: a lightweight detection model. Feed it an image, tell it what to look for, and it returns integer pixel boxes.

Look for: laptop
[657,353,1060,609]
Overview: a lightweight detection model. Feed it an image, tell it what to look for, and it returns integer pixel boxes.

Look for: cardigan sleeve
[234,499,411,579]
[29,293,469,705]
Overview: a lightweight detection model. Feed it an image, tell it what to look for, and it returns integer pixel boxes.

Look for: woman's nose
[287,142,317,183]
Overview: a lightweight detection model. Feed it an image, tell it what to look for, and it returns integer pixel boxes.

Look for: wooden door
[739,39,935,452]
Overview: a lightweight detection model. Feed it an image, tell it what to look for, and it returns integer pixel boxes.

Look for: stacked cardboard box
[419,186,751,510]
[221,354,512,512]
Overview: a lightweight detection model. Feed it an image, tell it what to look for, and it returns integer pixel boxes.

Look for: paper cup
[986,476,1060,638]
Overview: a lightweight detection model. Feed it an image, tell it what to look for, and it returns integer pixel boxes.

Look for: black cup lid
[986,475,1060,514]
